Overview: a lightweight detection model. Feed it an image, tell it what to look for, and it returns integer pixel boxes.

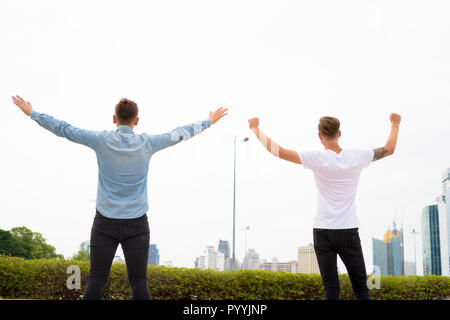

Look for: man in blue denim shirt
[12,95,228,300]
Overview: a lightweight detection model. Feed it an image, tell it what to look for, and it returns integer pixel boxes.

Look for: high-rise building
[446,173,450,275]
[242,248,260,270]
[404,261,416,276]
[392,223,405,275]
[206,246,224,270]
[218,240,230,259]
[440,168,450,197]
[372,224,405,276]
[373,238,389,275]
[148,244,160,266]
[194,255,206,269]
[218,240,231,270]
[436,168,450,276]
[206,246,215,269]
[217,252,225,271]
[297,244,320,274]
[422,169,450,276]
[437,201,449,276]
[422,205,443,275]
[195,246,225,271]
[391,236,403,275]
[260,258,297,273]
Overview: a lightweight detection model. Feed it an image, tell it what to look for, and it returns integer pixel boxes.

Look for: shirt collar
[116,125,134,133]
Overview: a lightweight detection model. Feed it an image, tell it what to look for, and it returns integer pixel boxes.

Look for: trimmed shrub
[0,255,448,300]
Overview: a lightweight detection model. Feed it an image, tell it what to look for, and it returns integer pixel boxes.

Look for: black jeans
[313,228,370,300]
[83,210,151,300]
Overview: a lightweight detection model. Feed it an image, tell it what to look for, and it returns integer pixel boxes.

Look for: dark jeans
[313,228,370,300]
[83,210,151,300]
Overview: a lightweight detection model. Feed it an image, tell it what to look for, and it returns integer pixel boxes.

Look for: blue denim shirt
[30,111,211,219]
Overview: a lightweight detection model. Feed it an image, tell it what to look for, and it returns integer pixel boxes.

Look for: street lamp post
[231,136,249,271]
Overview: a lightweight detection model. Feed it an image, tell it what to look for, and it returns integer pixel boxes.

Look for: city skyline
[189,167,450,275]
[194,241,300,273]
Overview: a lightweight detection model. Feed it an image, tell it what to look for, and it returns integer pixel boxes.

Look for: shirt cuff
[30,111,40,120]
[204,119,212,128]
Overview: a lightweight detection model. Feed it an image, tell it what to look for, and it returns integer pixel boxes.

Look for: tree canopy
[0,226,63,259]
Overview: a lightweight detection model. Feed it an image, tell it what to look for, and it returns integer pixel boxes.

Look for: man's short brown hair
[318,116,340,140]
[115,98,138,124]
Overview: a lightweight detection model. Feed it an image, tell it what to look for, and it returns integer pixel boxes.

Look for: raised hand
[248,117,259,129]
[12,95,33,116]
[390,113,401,126]
[208,107,229,124]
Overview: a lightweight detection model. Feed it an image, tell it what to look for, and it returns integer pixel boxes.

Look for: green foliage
[0,230,31,258]
[71,250,90,261]
[0,254,448,300]
[0,227,63,260]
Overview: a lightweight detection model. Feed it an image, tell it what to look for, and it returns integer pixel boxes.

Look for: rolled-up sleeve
[30,111,99,150]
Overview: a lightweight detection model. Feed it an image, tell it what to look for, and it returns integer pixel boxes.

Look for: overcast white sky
[1,0,450,275]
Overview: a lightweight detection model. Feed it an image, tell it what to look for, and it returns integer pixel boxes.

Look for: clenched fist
[390,113,401,126]
[248,117,259,129]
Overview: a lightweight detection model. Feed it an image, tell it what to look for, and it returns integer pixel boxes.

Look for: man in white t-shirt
[248,113,401,300]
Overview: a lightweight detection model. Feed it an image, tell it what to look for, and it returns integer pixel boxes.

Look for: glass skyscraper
[218,240,230,259]
[422,205,441,275]
[372,226,404,276]
[218,239,231,270]
[148,244,160,266]
[422,169,450,276]
[391,224,405,275]
[391,236,403,275]
[373,238,389,275]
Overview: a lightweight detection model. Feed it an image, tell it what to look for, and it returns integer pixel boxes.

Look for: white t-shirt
[298,149,374,229]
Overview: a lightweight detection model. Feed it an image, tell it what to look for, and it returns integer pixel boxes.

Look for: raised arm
[12,95,99,150]
[148,107,228,153]
[248,117,301,164]
[372,113,401,162]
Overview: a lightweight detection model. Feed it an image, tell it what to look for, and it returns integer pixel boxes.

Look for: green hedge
[0,255,449,300]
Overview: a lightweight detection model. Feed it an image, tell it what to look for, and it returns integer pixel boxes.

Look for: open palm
[12,95,33,116]
[208,107,229,124]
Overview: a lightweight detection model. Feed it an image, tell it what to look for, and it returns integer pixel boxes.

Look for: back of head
[318,116,340,140]
[115,98,138,125]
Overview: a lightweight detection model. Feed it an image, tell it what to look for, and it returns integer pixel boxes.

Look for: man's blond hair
[318,116,340,140]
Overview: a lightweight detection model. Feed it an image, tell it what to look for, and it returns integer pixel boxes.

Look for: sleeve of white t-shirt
[298,151,321,170]
[359,149,374,168]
